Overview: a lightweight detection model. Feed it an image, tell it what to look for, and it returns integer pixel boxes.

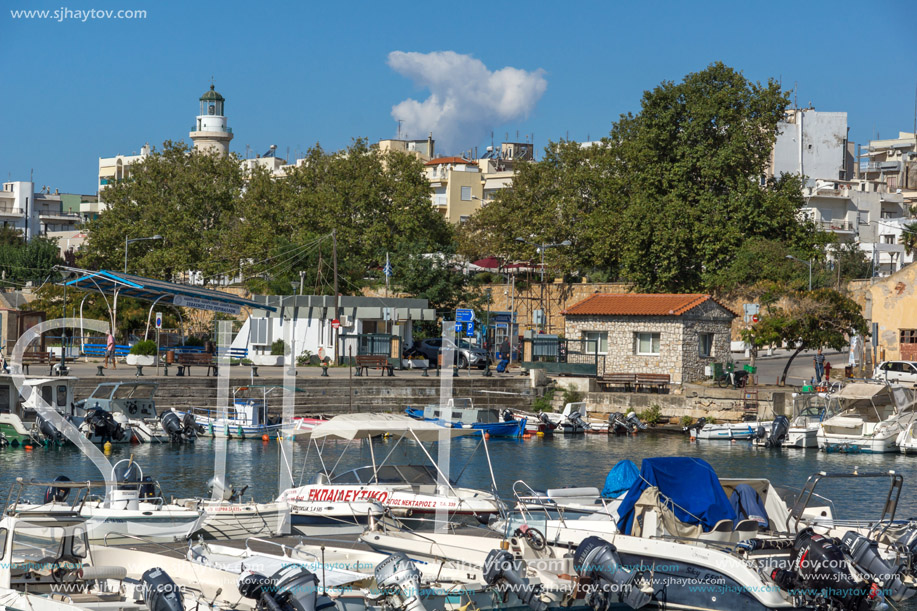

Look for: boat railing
[5,477,92,516]
[244,536,320,562]
[786,470,902,536]
[509,479,572,529]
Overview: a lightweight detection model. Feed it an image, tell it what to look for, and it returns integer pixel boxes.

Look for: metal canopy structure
[57,266,275,342]
[60,267,274,314]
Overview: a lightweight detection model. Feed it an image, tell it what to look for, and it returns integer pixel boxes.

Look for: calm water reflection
[3,432,915,521]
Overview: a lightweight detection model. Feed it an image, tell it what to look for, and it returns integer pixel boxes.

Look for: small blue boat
[405,398,527,438]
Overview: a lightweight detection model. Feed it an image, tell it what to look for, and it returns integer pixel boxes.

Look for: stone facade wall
[564,301,735,385]
[564,315,686,383]
[679,300,734,383]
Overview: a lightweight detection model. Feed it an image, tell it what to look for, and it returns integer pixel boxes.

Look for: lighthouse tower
[190,84,233,155]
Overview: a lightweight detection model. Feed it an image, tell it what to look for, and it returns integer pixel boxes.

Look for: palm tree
[901,222,917,257]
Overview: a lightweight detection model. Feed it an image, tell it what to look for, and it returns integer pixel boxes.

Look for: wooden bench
[19,351,53,375]
[355,355,394,377]
[175,352,219,377]
[636,373,671,393]
[597,373,636,392]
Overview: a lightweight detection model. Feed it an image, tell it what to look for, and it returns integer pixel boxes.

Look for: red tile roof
[425,156,473,165]
[562,293,735,317]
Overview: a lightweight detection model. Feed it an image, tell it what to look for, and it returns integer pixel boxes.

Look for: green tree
[80,141,246,282]
[901,222,917,257]
[742,288,868,385]
[0,236,64,285]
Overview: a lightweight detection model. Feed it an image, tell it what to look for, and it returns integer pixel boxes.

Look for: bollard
[96,365,104,376]
[163,363,169,376]
[135,365,144,377]
[422,366,429,377]
[321,363,329,377]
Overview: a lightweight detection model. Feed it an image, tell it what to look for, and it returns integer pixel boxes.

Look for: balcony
[431,194,448,208]
[818,219,855,232]
[38,211,81,223]
[0,205,24,218]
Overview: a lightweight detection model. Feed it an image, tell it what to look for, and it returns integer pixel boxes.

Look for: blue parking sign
[466,321,474,336]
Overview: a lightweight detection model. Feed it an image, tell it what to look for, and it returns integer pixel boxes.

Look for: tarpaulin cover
[615,457,737,534]
[602,459,639,498]
[729,483,769,528]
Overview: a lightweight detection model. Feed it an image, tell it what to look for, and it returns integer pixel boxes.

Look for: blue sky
[2,0,915,194]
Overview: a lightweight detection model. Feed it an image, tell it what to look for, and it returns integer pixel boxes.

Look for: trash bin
[743,364,757,374]
[166,350,175,364]
[844,365,853,379]
[711,363,723,379]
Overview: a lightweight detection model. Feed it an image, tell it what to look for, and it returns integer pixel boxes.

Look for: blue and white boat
[185,385,289,439]
[405,397,527,438]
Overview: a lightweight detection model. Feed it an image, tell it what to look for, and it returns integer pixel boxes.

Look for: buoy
[537,431,544,437]
[24,445,33,451]
[484,432,491,440]
[262,434,269,441]
[523,433,532,439]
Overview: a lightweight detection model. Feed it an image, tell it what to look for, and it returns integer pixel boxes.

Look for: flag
[383,252,393,278]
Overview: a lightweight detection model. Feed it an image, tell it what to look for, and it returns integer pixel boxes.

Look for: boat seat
[546,487,600,498]
[698,519,735,543]
[733,519,760,542]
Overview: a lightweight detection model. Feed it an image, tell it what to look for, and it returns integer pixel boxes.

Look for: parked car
[412,338,492,369]
[873,361,917,385]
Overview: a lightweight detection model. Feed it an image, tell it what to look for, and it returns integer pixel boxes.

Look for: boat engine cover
[483,549,547,611]
[141,567,184,611]
[574,536,651,610]
[843,531,914,602]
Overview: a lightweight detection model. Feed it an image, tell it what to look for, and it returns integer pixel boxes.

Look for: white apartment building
[0,182,82,240]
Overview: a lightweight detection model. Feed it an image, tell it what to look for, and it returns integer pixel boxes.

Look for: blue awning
[615,457,736,534]
[59,267,274,313]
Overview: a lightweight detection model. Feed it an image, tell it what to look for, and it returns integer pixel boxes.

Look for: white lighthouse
[190,84,233,155]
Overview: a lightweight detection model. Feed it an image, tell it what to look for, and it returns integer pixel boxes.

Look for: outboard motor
[375,552,428,611]
[537,412,557,433]
[139,476,156,499]
[892,527,917,578]
[44,475,71,503]
[684,417,706,435]
[574,536,651,610]
[159,411,185,443]
[141,567,184,611]
[625,411,647,431]
[503,409,516,423]
[239,565,324,611]
[0,432,7,448]
[843,531,916,602]
[181,412,202,438]
[83,408,125,443]
[608,413,627,435]
[483,549,547,611]
[566,410,590,433]
[770,528,881,611]
[36,415,64,444]
[764,416,790,448]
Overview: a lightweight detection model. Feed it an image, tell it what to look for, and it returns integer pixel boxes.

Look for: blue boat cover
[729,484,769,528]
[615,457,737,534]
[602,459,640,498]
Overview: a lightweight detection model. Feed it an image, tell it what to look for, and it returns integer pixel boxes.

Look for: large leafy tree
[742,288,869,385]
[80,141,245,282]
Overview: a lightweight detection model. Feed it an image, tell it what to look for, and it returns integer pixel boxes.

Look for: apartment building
[859,132,917,207]
[0,182,82,240]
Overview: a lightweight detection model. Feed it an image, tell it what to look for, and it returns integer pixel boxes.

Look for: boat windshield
[88,384,116,400]
[331,465,454,486]
[112,384,156,400]
[9,524,87,567]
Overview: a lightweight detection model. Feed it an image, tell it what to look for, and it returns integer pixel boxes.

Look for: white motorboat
[754,391,837,449]
[184,384,288,440]
[175,478,291,539]
[74,380,198,443]
[898,420,917,454]
[279,413,504,535]
[817,382,917,453]
[0,480,248,610]
[692,420,765,440]
[0,376,79,446]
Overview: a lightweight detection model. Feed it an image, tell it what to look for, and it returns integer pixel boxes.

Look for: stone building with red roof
[562,293,736,384]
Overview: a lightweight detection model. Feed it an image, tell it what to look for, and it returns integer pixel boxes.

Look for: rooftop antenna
[397,119,403,139]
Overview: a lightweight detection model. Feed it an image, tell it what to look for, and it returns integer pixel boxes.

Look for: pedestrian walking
[104,330,117,369]
[814,349,825,383]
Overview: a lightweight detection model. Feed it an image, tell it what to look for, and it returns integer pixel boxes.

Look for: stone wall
[679,300,734,383]
[564,315,686,383]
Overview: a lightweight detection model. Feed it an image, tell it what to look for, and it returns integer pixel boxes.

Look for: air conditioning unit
[338,315,353,328]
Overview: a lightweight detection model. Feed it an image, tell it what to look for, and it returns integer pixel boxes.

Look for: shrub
[638,404,663,426]
[270,339,286,356]
[532,389,555,412]
[296,350,314,366]
[679,415,694,428]
[129,340,158,356]
[562,385,583,405]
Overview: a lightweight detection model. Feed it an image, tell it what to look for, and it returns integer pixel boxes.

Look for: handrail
[244,536,320,562]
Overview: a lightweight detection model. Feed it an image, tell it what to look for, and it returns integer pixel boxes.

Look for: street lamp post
[786,255,813,291]
[124,235,163,273]
[515,237,571,332]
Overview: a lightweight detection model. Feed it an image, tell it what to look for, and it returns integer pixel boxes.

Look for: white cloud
[387,51,547,154]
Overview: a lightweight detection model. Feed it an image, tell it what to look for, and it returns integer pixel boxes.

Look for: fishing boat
[184,384,288,439]
[538,401,592,434]
[278,413,504,534]
[817,382,917,453]
[0,482,244,610]
[0,375,78,446]
[405,397,527,438]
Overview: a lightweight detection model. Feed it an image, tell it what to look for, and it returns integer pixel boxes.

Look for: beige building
[562,293,735,384]
[863,263,917,363]
[378,135,435,162]
[859,132,917,207]
[424,157,484,224]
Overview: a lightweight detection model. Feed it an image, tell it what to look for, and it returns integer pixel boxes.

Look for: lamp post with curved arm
[786,255,813,291]
[124,235,163,274]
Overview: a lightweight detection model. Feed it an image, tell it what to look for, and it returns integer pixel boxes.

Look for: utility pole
[332,229,339,364]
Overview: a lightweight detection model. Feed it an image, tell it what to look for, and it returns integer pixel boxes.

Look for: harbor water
[4,431,916,523]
